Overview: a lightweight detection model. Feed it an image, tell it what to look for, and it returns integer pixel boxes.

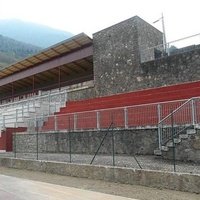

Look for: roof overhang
[0,33,93,87]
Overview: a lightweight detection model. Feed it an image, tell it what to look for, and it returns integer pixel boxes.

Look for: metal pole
[111,113,115,166]
[191,99,196,125]
[54,115,57,131]
[157,104,162,150]
[14,123,16,158]
[171,111,176,172]
[97,111,100,130]
[36,120,39,160]
[161,13,167,53]
[69,116,72,163]
[124,108,128,129]
[111,130,115,166]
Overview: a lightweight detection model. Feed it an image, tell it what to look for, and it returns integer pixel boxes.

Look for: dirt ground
[0,166,199,200]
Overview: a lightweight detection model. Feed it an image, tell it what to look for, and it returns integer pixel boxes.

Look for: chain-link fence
[0,120,199,175]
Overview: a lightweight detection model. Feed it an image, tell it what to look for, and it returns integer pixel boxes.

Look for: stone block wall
[14,129,157,155]
[136,17,163,62]
[163,131,200,163]
[140,48,200,89]
[93,16,163,97]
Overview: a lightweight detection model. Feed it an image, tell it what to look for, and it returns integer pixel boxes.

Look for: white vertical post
[16,109,18,124]
[22,104,24,118]
[157,104,162,150]
[97,111,100,130]
[54,115,57,131]
[59,93,62,108]
[191,99,196,125]
[157,104,161,122]
[28,100,30,112]
[124,107,128,129]
[74,114,77,131]
[3,115,5,129]
[48,92,51,115]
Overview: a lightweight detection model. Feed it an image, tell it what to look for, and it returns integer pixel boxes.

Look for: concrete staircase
[154,127,197,156]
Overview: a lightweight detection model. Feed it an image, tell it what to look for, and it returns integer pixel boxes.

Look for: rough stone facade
[62,16,200,101]
[93,16,163,97]
[163,131,200,163]
[67,87,96,101]
[14,129,157,155]
[140,48,200,89]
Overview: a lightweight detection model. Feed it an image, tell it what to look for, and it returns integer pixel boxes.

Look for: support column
[58,66,61,90]
[11,82,14,102]
[32,75,35,94]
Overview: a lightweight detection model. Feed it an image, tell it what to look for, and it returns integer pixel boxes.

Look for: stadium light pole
[153,13,167,53]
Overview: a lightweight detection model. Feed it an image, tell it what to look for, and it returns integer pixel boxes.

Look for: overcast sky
[0,0,199,43]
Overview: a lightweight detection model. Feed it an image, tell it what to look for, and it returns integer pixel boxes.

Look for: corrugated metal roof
[0,33,93,79]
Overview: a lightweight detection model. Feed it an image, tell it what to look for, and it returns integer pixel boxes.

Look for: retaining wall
[0,157,199,194]
[14,129,157,155]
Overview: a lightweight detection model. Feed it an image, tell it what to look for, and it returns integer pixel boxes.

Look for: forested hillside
[0,19,73,48]
[0,34,41,69]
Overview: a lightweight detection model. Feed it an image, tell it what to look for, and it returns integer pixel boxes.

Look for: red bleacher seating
[42,81,200,131]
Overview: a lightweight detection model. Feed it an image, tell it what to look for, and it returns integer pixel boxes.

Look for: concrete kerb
[0,157,199,194]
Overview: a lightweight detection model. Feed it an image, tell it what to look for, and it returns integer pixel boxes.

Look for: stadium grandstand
[0,16,200,163]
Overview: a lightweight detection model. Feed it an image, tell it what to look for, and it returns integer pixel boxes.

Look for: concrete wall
[0,157,199,194]
[14,129,157,155]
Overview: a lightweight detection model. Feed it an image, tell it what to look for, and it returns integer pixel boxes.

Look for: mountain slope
[0,19,73,48]
[0,34,42,69]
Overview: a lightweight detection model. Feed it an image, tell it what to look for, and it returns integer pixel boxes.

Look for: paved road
[0,174,137,200]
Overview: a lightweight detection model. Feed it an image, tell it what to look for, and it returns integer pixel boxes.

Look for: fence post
[3,115,5,129]
[124,107,128,129]
[157,104,161,122]
[48,92,51,115]
[111,130,115,166]
[97,111,100,130]
[158,124,162,150]
[36,120,39,160]
[68,116,72,163]
[16,109,18,125]
[54,115,57,131]
[69,130,72,163]
[171,111,176,172]
[14,123,17,158]
[157,104,162,150]
[191,99,196,125]
[74,114,77,131]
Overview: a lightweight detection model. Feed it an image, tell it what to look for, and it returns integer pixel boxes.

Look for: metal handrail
[141,33,200,52]
[157,97,200,149]
[158,98,193,124]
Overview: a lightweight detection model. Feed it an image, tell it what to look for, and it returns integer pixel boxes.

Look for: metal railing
[140,33,200,63]
[0,89,67,130]
[25,98,189,133]
[158,97,200,149]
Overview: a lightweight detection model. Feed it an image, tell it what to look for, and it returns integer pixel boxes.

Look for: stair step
[166,141,173,147]
[154,149,162,155]
[179,134,189,139]
[174,138,181,144]
[161,146,169,151]
[187,129,196,134]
